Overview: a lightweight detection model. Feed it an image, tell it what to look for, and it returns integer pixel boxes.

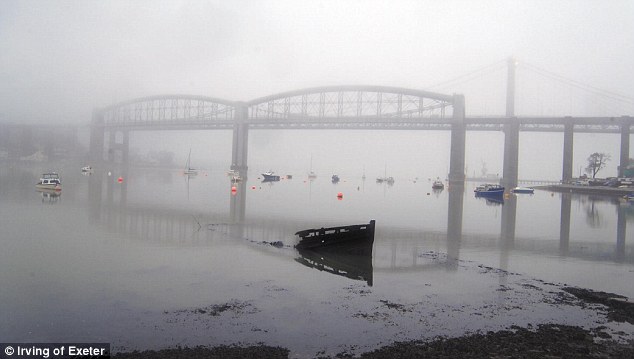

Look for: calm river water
[1,161,632,356]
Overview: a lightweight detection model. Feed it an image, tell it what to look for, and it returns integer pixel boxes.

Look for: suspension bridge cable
[426,59,507,90]
[519,61,634,104]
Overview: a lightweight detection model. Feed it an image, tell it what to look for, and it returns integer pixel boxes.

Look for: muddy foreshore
[113,287,634,359]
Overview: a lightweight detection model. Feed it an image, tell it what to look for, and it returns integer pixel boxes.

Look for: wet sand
[113,286,634,358]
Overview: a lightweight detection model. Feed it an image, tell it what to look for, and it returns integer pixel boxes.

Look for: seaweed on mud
[563,287,634,324]
[170,299,257,317]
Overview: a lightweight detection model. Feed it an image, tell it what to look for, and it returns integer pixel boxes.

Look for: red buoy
[117,177,123,183]
[337,192,343,198]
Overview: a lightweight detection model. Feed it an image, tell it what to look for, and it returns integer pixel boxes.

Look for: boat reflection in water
[476,195,504,206]
[37,188,61,203]
[294,220,375,286]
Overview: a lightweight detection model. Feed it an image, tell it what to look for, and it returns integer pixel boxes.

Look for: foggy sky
[1,0,633,123]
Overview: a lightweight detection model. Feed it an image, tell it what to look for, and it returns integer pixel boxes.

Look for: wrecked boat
[295,220,375,250]
[295,220,375,286]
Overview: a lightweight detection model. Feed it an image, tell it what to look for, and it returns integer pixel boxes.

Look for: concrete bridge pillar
[501,57,519,188]
[619,117,631,178]
[501,119,519,188]
[104,128,130,165]
[89,110,105,164]
[562,120,574,182]
[448,94,466,183]
[231,103,249,175]
[121,130,130,166]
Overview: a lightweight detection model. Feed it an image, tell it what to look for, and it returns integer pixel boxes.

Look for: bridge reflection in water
[87,169,631,287]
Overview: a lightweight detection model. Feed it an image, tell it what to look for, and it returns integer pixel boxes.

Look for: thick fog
[1,0,633,179]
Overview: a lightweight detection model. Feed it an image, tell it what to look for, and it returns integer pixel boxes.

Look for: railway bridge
[90,60,633,186]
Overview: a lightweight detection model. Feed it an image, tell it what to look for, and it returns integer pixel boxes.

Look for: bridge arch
[90,88,464,181]
[245,85,456,122]
[95,94,237,128]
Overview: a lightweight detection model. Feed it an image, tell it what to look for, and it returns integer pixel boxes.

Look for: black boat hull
[295,220,375,250]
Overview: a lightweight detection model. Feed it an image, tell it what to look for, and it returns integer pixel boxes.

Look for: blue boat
[474,183,505,196]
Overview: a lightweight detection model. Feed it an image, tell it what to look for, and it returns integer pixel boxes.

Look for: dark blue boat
[261,171,280,181]
[474,183,505,196]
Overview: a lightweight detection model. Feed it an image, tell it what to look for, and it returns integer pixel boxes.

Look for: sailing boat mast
[186,149,192,169]
[308,154,317,178]
[184,149,198,176]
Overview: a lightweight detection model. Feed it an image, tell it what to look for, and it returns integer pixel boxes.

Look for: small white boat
[511,186,534,194]
[81,166,92,173]
[36,173,62,191]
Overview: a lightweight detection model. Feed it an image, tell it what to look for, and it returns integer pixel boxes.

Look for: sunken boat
[295,220,375,251]
[295,220,375,286]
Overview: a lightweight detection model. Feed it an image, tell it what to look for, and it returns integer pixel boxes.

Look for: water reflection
[476,196,504,206]
[296,243,373,286]
[37,188,61,203]
[85,169,632,283]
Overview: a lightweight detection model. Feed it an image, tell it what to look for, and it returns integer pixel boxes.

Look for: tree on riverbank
[585,152,611,178]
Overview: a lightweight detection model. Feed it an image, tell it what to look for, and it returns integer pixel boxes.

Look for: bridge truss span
[245,86,455,126]
[97,95,237,129]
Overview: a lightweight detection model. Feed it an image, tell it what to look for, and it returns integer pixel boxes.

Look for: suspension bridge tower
[501,57,519,188]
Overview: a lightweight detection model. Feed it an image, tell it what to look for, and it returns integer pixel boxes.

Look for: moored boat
[474,183,505,195]
[183,149,198,176]
[262,171,280,181]
[377,176,394,184]
[36,173,62,191]
[332,174,340,183]
[432,179,444,189]
[295,220,375,250]
[81,166,92,173]
[511,186,534,194]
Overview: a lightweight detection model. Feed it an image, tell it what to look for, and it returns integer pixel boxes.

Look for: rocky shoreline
[113,287,634,359]
[113,325,633,358]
